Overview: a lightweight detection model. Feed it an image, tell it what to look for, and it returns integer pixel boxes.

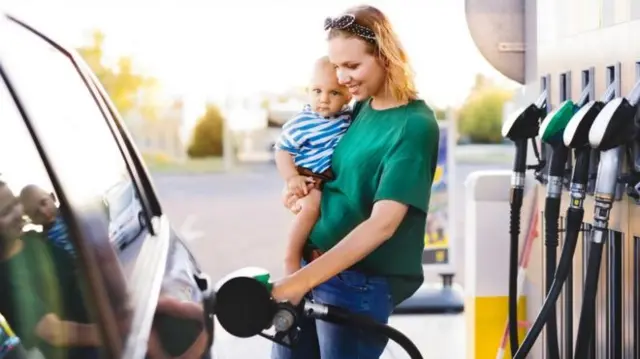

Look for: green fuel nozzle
[540,100,576,146]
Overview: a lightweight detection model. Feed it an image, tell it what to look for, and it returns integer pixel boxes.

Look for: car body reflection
[103,180,145,249]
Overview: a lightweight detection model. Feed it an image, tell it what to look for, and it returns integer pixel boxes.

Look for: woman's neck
[370,92,408,110]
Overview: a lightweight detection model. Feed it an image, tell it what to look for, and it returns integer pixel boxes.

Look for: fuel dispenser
[503,72,640,358]
[573,78,640,358]
[501,90,547,356]
[512,81,618,359]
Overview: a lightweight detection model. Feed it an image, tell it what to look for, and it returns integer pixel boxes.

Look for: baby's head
[19,184,58,226]
[308,56,352,118]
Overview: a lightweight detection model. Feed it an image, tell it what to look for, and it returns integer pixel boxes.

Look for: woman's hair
[326,5,418,103]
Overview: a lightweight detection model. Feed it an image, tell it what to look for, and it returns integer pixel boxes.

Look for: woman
[271,5,439,359]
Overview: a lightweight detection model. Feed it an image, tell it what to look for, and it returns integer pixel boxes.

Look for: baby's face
[21,190,57,226]
[308,64,351,118]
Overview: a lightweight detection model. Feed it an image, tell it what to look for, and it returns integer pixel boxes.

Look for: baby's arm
[274,115,315,197]
[274,150,299,183]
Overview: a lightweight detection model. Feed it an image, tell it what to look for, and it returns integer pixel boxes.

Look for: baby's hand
[287,175,313,197]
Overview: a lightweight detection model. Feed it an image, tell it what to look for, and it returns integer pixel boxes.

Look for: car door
[0,13,213,359]
[78,43,215,359]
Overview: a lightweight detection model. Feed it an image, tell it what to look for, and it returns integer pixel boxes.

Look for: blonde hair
[327,5,418,103]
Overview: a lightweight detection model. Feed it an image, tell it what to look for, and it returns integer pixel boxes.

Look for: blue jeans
[271,269,393,359]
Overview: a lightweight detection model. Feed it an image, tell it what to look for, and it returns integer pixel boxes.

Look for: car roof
[0,6,76,54]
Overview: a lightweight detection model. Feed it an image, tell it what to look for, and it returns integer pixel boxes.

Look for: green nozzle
[539,100,576,145]
[253,273,273,292]
[215,267,273,292]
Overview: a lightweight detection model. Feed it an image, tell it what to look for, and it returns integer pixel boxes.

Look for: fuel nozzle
[502,91,548,140]
[214,268,301,348]
[589,80,640,150]
[623,103,640,202]
[540,85,592,149]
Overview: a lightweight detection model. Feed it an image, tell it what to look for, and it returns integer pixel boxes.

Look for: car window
[1,20,148,254]
[0,71,104,358]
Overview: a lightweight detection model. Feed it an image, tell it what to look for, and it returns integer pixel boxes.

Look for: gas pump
[512,82,617,359]
[534,84,593,359]
[573,79,640,359]
[501,91,547,355]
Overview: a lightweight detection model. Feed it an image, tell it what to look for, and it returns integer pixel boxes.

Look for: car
[103,179,146,249]
[0,10,214,359]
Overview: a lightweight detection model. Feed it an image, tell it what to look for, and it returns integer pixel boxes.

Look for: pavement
[150,155,512,359]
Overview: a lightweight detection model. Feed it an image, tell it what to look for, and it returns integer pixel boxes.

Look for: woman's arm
[35,313,101,347]
[290,199,408,292]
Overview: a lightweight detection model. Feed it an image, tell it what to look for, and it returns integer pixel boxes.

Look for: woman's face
[328,36,386,101]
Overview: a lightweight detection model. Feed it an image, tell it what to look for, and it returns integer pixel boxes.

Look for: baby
[19,184,76,257]
[274,56,352,275]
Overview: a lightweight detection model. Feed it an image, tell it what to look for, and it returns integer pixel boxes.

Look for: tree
[458,75,513,143]
[186,104,225,158]
[76,30,156,117]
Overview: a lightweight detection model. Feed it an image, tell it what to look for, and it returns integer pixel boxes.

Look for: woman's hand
[271,274,310,306]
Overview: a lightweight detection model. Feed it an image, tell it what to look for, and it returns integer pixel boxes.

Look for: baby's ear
[50,192,57,203]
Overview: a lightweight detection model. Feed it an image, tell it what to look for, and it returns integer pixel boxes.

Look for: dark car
[0,11,214,359]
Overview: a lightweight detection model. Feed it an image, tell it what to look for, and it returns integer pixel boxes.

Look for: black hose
[540,144,568,359]
[574,228,606,359]
[513,147,591,358]
[544,196,561,359]
[508,139,528,356]
[509,186,523,355]
[513,208,583,358]
[323,305,424,359]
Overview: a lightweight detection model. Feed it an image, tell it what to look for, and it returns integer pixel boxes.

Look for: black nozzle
[215,276,277,338]
[503,104,545,140]
[589,97,636,150]
[564,100,605,148]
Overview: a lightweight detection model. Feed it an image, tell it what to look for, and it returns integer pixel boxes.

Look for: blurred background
[6,0,522,357]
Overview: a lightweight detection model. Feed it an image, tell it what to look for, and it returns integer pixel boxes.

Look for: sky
[5,0,518,111]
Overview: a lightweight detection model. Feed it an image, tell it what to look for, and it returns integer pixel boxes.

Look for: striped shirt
[276,105,352,174]
[45,215,76,257]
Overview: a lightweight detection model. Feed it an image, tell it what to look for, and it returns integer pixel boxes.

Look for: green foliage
[76,30,156,116]
[187,104,225,158]
[458,75,513,144]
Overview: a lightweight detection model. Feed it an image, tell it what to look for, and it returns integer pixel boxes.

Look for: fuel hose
[513,147,590,359]
[573,224,606,359]
[508,138,528,355]
[541,144,569,359]
[303,302,424,359]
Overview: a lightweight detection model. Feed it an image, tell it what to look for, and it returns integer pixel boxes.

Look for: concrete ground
[150,148,512,358]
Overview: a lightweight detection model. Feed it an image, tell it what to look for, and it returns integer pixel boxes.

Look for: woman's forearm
[292,217,393,291]
[291,200,408,291]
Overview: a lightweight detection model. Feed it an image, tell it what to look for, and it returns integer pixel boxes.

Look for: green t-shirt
[309,98,440,305]
[0,231,92,358]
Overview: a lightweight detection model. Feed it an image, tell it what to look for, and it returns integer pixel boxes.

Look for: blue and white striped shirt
[46,214,76,257]
[276,105,352,174]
